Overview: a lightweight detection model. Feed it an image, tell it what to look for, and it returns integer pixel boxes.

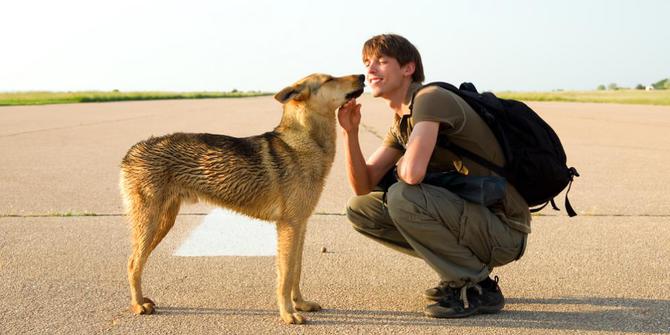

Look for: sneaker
[424,285,480,318]
[423,280,449,301]
[477,276,505,314]
[425,277,505,308]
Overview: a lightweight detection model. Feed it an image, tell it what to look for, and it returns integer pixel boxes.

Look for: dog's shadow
[158,297,669,333]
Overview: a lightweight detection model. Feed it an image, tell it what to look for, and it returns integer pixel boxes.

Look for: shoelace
[460,284,482,309]
[441,277,498,309]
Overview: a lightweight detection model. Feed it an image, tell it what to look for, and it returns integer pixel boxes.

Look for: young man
[337,34,530,318]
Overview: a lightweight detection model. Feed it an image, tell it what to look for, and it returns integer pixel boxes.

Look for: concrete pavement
[1,96,669,334]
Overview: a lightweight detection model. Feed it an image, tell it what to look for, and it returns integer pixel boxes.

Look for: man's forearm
[342,130,372,195]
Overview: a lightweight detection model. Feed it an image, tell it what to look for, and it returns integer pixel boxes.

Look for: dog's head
[274,73,365,112]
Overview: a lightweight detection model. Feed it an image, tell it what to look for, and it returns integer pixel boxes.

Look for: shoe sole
[479,301,505,314]
[425,296,505,314]
[424,306,480,319]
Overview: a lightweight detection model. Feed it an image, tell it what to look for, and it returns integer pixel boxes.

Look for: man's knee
[345,195,364,226]
[345,194,379,231]
[385,182,426,223]
[387,181,424,203]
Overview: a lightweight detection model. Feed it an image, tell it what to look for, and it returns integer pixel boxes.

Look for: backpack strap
[435,136,507,178]
[564,167,579,217]
[411,81,512,164]
[412,82,505,112]
[530,201,551,213]
[410,82,507,177]
[529,199,560,213]
[409,82,460,111]
[528,168,579,217]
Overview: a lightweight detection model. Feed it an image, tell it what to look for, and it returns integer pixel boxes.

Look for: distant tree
[607,83,618,90]
[652,78,669,90]
[597,84,606,90]
[635,84,645,90]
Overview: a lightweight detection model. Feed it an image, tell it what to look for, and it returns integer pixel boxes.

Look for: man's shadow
[159,296,669,333]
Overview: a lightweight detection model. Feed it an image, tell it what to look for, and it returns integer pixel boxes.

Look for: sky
[1,0,669,92]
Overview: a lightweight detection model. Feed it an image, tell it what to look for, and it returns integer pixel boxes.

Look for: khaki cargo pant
[346,182,526,286]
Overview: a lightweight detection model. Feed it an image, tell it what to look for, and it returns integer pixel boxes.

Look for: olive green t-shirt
[383,83,531,234]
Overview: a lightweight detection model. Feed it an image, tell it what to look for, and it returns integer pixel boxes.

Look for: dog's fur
[119,73,364,324]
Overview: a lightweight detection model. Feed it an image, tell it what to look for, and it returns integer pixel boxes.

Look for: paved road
[1,96,669,334]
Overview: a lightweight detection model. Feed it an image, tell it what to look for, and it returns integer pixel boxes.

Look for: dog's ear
[274,84,309,103]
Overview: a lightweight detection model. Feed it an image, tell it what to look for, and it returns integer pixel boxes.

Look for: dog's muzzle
[346,88,364,100]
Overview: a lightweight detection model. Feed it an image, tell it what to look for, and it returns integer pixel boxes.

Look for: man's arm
[396,121,439,185]
[338,100,402,195]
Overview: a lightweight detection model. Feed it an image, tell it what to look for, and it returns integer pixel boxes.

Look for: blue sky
[1,0,668,92]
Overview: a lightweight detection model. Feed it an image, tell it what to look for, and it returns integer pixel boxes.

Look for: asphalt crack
[360,122,384,140]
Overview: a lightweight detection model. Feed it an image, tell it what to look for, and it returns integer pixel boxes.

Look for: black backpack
[410,82,579,216]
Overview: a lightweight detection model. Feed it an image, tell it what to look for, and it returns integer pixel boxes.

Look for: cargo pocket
[457,201,527,269]
[488,246,520,268]
[456,202,491,264]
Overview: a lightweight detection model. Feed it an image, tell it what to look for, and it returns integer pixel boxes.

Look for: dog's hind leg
[291,221,321,312]
[275,220,305,324]
[127,197,160,315]
[149,197,181,253]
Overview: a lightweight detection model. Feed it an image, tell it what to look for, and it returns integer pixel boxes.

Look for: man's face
[364,55,413,98]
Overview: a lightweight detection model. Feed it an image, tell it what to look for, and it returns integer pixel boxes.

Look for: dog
[119,73,365,324]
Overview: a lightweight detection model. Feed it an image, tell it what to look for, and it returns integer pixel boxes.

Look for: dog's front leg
[276,220,305,324]
[291,221,322,312]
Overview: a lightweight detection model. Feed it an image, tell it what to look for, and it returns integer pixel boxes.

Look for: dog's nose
[358,74,365,84]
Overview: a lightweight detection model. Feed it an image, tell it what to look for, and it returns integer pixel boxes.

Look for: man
[337,34,530,318]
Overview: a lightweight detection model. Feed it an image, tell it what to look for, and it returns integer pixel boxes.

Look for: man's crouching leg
[385,182,517,318]
[346,191,418,257]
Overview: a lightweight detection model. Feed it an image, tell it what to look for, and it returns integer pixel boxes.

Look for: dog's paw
[130,298,156,315]
[281,311,306,324]
[294,300,322,312]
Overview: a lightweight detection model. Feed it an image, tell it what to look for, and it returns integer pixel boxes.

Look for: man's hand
[337,99,362,133]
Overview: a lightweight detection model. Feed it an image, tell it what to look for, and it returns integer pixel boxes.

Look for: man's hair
[362,34,425,83]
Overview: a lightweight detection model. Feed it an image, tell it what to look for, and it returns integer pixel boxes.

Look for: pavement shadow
[154,297,669,333]
[309,297,669,333]
[158,306,276,317]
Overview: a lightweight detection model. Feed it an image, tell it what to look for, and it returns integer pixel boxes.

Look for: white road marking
[174,208,276,256]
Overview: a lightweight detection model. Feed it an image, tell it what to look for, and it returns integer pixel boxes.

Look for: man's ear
[402,61,416,78]
[274,84,309,103]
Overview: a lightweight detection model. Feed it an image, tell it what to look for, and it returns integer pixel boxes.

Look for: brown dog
[119,73,364,324]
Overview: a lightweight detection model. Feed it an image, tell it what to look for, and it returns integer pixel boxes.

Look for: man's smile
[369,77,383,86]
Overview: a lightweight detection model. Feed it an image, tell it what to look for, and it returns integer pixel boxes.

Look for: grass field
[0,91,271,106]
[496,89,670,106]
[1,89,669,107]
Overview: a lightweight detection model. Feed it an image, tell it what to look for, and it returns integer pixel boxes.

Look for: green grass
[2,89,669,107]
[0,90,272,106]
[496,89,670,106]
